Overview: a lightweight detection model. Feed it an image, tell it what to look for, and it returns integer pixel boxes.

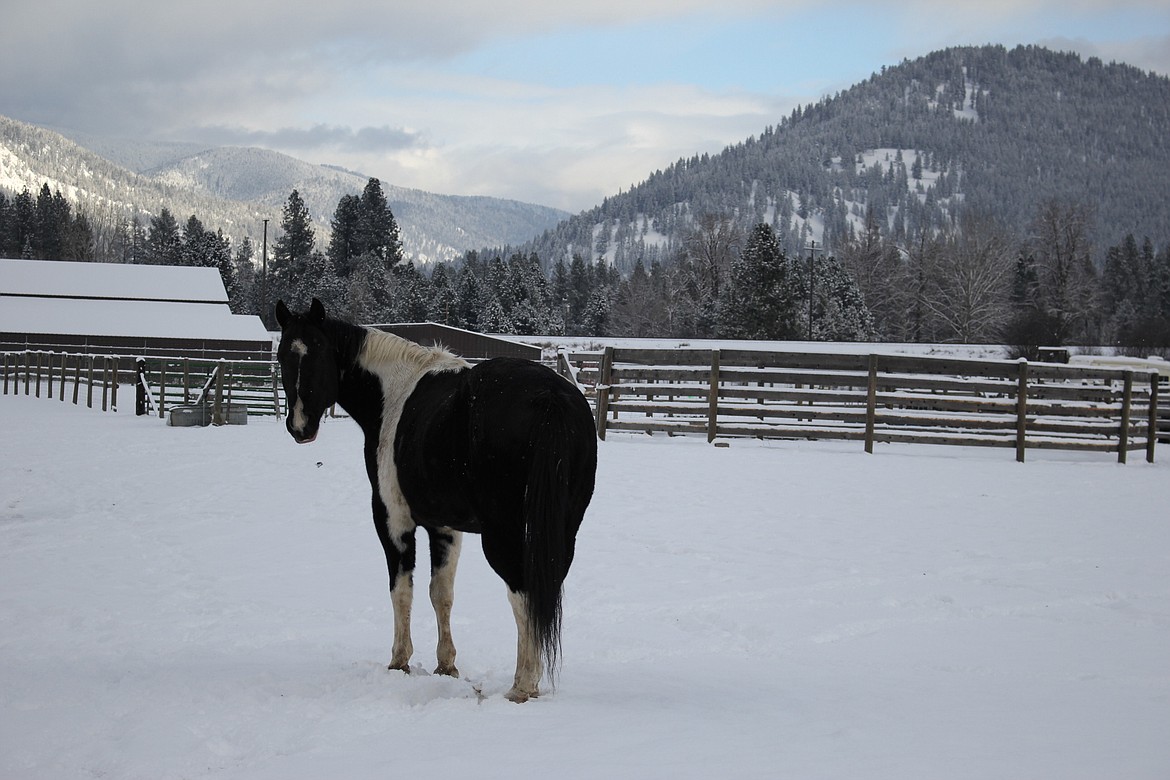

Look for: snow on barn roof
[1,257,228,303]
[1,258,268,346]
[0,296,270,342]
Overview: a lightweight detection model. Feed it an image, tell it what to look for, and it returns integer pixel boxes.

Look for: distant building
[370,322,540,361]
[0,258,271,361]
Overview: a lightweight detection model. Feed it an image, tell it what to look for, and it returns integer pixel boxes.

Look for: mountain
[511,44,1170,272]
[0,116,569,263]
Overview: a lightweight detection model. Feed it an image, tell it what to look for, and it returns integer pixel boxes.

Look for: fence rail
[2,350,283,420]
[559,347,1166,463]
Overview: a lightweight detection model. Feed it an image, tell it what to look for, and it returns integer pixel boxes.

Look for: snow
[0,296,270,343]
[2,394,1169,779]
[2,258,228,303]
[2,258,269,343]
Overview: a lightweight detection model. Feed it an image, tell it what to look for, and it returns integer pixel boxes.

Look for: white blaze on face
[289,338,310,435]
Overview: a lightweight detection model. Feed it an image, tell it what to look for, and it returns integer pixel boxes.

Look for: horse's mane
[357,325,469,375]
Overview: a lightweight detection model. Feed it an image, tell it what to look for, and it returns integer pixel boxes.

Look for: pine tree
[356,178,402,268]
[272,189,316,291]
[145,208,182,265]
[327,194,361,277]
[720,223,800,339]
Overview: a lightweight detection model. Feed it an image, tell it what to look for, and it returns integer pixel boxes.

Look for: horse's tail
[521,388,597,681]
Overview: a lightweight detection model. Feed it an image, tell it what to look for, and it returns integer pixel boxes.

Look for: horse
[274,299,597,702]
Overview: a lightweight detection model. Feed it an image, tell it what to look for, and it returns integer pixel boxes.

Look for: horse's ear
[275,300,291,329]
[309,298,326,323]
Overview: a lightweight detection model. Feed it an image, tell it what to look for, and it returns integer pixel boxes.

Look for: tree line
[5,179,1169,355]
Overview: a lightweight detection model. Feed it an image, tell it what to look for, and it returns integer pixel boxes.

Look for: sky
[3,0,1169,213]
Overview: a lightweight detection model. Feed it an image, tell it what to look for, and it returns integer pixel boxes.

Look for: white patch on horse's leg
[430,531,462,677]
[506,589,543,703]
[388,569,414,672]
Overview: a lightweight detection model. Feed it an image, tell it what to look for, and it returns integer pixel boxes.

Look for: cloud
[2,0,1166,211]
[191,124,426,154]
[1038,33,1170,75]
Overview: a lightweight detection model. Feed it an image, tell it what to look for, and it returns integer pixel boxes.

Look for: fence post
[1118,371,1133,465]
[46,352,54,399]
[707,350,720,443]
[1015,359,1028,463]
[271,362,283,417]
[595,346,614,441]
[101,357,110,412]
[136,359,147,415]
[24,351,32,395]
[86,356,95,408]
[35,351,43,398]
[72,359,81,405]
[59,353,67,401]
[3,352,9,395]
[212,362,225,426]
[182,358,190,405]
[865,354,878,454]
[158,362,167,419]
[1146,372,1158,464]
[111,359,120,413]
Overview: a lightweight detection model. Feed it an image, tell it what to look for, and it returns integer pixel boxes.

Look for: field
[2,394,1168,779]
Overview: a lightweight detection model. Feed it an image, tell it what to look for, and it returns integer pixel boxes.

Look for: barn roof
[0,296,269,343]
[2,257,229,303]
[1,258,270,359]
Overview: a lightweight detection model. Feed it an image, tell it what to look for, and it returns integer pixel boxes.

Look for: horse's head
[275,298,339,444]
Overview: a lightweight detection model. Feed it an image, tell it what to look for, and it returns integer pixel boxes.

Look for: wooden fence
[1,350,123,412]
[2,350,283,419]
[560,348,1166,463]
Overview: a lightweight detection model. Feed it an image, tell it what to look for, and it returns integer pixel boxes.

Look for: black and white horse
[275,299,597,702]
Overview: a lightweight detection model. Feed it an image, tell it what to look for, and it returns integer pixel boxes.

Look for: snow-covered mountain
[513,45,1170,272]
[0,115,569,263]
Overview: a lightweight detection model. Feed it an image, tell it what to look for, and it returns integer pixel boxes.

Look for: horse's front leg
[426,527,462,677]
[372,491,417,672]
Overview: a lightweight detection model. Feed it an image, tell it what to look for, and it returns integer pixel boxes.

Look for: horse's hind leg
[426,527,462,677]
[506,589,543,703]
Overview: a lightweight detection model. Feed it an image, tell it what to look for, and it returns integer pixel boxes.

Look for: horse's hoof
[388,662,411,674]
[505,686,538,703]
[433,664,460,678]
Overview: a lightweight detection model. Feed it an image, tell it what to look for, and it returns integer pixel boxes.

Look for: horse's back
[394,358,596,532]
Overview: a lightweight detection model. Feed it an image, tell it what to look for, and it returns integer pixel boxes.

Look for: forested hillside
[516,45,1170,271]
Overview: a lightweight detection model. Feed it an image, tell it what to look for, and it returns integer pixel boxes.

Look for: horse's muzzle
[286,418,318,444]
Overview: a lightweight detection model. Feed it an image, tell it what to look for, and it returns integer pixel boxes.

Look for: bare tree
[1026,199,1098,344]
[922,214,1017,342]
[683,213,740,301]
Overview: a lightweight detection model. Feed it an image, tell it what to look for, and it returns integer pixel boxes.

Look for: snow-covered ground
[2,394,1169,779]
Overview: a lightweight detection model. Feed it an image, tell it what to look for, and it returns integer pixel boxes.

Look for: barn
[371,322,540,361]
[0,258,271,361]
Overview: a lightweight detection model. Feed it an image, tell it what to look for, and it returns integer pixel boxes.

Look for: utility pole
[805,240,823,341]
[261,218,269,324]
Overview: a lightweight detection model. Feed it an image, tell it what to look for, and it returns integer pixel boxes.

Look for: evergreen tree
[180,215,207,266]
[145,208,182,265]
[356,178,402,268]
[273,190,315,276]
[720,223,800,339]
[230,238,257,314]
[327,194,361,277]
[427,263,457,324]
[389,263,432,322]
[271,190,317,308]
[33,184,71,260]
